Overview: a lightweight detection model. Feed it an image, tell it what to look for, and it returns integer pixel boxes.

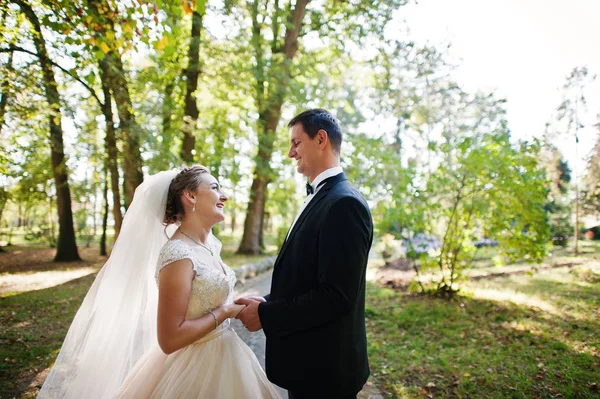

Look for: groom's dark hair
[288,109,343,154]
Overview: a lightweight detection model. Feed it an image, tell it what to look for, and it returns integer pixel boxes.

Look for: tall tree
[99,58,123,237]
[237,0,309,254]
[232,0,407,253]
[540,144,572,246]
[100,167,109,256]
[583,122,600,217]
[0,35,13,135]
[85,0,144,208]
[181,1,205,163]
[556,66,596,254]
[14,0,80,261]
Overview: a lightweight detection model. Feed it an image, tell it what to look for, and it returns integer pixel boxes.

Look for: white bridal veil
[38,170,178,398]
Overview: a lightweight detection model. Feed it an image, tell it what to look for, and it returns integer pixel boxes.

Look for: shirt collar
[309,166,343,189]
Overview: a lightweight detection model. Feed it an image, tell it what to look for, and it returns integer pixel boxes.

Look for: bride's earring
[190,195,196,212]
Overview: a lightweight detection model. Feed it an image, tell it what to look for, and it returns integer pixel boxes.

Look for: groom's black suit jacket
[258,173,373,397]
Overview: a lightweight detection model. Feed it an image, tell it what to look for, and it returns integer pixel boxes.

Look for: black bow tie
[306,180,326,196]
[306,182,314,196]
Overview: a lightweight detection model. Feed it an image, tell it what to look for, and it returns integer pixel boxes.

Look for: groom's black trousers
[287,391,357,399]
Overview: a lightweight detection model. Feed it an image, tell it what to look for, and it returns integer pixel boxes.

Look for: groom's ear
[316,129,328,148]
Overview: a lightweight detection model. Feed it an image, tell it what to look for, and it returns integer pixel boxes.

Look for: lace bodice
[156,239,236,320]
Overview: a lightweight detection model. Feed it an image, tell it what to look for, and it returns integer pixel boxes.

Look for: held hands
[223,303,247,319]
[234,297,265,332]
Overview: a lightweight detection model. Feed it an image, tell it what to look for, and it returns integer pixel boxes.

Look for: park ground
[0,238,598,398]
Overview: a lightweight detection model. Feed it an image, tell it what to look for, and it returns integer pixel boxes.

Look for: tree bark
[100,168,109,256]
[0,44,13,135]
[16,0,80,261]
[163,81,175,137]
[99,58,123,238]
[88,0,143,208]
[181,10,203,163]
[238,0,308,254]
[104,52,143,208]
[0,189,7,250]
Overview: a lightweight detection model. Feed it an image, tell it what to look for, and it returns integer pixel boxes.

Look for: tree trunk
[100,168,109,256]
[104,52,143,208]
[231,211,236,234]
[0,44,13,135]
[81,192,89,247]
[0,189,7,251]
[238,0,308,254]
[238,176,267,254]
[48,196,56,247]
[16,0,80,261]
[88,0,143,208]
[99,58,123,238]
[163,81,175,137]
[181,10,203,163]
[91,186,97,241]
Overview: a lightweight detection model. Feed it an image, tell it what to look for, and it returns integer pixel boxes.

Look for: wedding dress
[116,239,281,399]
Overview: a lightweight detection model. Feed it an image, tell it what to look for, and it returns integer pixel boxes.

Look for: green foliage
[583,125,600,216]
[364,38,552,295]
[415,128,550,295]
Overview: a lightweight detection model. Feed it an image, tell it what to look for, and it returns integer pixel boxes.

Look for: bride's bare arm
[157,259,245,354]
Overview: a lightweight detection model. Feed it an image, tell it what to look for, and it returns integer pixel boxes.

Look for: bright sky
[401,0,600,176]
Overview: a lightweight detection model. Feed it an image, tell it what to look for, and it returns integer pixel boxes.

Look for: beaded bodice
[156,239,236,320]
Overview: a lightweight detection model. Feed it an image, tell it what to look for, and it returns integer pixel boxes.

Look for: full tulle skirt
[116,322,281,399]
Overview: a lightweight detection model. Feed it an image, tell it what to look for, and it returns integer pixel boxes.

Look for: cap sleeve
[155,240,193,283]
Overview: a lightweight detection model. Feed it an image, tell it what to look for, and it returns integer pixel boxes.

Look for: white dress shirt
[286,166,343,240]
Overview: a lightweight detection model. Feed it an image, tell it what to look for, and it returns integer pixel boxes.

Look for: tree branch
[0,45,104,108]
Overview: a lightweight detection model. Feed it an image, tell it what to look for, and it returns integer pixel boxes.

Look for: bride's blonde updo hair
[163,165,210,225]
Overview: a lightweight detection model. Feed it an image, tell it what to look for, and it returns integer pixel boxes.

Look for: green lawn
[366,262,600,398]
[2,241,599,398]
[0,274,94,398]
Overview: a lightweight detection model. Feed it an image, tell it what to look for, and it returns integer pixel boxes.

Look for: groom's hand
[235,297,263,331]
[244,296,266,303]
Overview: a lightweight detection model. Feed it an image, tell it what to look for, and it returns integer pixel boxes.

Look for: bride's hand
[222,303,246,319]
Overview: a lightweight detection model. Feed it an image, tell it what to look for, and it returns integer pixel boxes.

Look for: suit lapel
[274,173,348,269]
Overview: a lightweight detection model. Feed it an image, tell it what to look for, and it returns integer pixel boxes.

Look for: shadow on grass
[366,276,600,398]
[0,246,106,275]
[0,274,96,398]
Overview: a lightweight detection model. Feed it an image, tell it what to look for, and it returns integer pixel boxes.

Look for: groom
[236,109,374,399]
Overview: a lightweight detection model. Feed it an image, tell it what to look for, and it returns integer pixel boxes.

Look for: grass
[366,263,600,398]
[2,240,599,398]
[0,241,275,398]
[0,274,95,398]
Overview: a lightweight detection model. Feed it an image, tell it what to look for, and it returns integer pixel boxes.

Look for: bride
[38,165,282,398]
